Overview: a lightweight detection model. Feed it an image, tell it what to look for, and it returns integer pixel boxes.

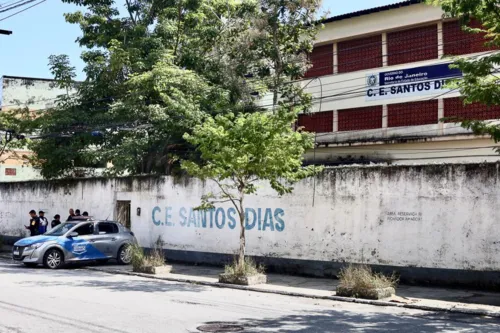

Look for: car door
[66,222,106,261]
[93,222,120,258]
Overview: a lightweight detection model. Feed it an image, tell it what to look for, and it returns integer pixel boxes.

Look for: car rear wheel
[117,245,131,265]
[43,249,64,269]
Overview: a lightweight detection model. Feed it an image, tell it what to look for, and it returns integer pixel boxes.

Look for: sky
[0,0,403,80]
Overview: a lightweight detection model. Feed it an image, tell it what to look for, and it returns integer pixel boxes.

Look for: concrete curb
[85,267,500,318]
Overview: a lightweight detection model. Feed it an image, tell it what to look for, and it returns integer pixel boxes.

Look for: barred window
[387,25,438,66]
[388,100,438,127]
[297,111,333,133]
[338,106,383,131]
[304,44,333,78]
[444,97,500,121]
[443,20,495,56]
[338,35,382,73]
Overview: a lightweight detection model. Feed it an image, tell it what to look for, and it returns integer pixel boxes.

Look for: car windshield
[45,222,78,236]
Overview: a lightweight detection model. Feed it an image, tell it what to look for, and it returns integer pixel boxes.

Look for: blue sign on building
[366,63,462,101]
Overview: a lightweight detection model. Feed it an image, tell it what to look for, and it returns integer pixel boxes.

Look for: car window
[73,223,95,236]
[97,222,119,234]
[46,222,78,236]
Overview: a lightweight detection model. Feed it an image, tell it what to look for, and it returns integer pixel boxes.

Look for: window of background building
[388,25,438,66]
[388,100,438,127]
[443,20,494,56]
[444,97,500,121]
[304,44,333,78]
[297,111,333,133]
[338,106,383,131]
[337,35,382,73]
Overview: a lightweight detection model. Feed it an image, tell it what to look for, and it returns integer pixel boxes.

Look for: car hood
[14,235,59,246]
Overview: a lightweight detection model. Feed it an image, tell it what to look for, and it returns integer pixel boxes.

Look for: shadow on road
[231,309,500,333]
[1,261,206,293]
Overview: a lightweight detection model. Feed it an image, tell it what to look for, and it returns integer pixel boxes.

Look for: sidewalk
[86,262,500,318]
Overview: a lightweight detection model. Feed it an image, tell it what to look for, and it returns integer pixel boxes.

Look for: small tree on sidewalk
[181,109,321,273]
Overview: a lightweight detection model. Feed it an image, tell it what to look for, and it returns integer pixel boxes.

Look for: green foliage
[30,0,322,178]
[338,265,398,295]
[131,236,166,270]
[182,108,322,268]
[182,109,319,197]
[224,257,264,277]
[429,0,500,141]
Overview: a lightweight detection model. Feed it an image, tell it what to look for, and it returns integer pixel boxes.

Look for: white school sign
[365,63,462,101]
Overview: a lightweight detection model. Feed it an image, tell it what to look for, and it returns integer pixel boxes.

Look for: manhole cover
[197,322,244,332]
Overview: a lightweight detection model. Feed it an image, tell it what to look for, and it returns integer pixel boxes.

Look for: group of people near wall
[25,208,90,236]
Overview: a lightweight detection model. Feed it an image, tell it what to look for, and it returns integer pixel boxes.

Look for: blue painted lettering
[199,210,207,228]
[165,206,173,226]
[215,208,226,229]
[179,207,187,226]
[245,208,256,230]
[263,208,274,231]
[227,208,237,229]
[152,206,161,226]
[274,208,285,232]
[209,209,215,228]
[188,208,197,228]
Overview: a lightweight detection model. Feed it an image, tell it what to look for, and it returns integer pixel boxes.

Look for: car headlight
[26,243,43,251]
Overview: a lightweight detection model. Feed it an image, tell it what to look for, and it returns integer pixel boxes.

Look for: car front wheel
[117,245,131,265]
[43,249,64,269]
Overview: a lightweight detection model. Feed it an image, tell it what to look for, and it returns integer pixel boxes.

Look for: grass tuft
[224,257,265,277]
[131,236,166,270]
[338,264,398,294]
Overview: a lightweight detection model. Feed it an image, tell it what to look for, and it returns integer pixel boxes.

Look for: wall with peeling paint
[1,76,78,111]
[1,164,500,281]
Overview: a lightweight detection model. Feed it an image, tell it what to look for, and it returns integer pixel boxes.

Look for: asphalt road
[0,259,499,333]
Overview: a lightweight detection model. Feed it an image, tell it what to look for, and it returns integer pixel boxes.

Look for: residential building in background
[0,75,78,181]
[291,0,500,166]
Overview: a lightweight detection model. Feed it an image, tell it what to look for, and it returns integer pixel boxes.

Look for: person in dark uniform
[25,210,40,237]
[51,214,62,229]
[75,209,81,217]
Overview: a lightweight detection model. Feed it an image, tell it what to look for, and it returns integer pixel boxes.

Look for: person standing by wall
[51,214,61,228]
[67,208,75,221]
[25,210,39,237]
[38,211,48,234]
[75,209,81,217]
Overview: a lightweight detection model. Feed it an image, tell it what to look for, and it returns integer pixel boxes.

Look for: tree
[31,0,322,178]
[182,109,321,270]
[429,0,500,143]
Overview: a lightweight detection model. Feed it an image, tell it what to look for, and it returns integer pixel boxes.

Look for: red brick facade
[388,100,438,127]
[304,44,333,78]
[297,111,333,133]
[443,20,494,56]
[387,25,438,66]
[444,97,500,121]
[338,35,382,73]
[338,106,383,131]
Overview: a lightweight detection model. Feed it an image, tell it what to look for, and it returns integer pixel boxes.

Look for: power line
[0,0,37,13]
[0,0,45,21]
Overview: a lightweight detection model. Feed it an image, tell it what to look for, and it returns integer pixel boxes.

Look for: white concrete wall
[1,76,77,111]
[2,164,500,273]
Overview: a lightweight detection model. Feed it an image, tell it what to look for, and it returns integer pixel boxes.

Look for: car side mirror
[68,232,79,238]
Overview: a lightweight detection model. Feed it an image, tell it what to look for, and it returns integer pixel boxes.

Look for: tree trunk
[237,194,245,269]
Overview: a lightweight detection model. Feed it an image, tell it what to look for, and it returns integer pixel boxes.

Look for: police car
[12,218,137,269]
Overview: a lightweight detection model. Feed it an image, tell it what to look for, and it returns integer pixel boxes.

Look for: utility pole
[0,29,12,35]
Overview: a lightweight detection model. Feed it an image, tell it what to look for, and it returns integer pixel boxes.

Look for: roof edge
[319,0,425,24]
